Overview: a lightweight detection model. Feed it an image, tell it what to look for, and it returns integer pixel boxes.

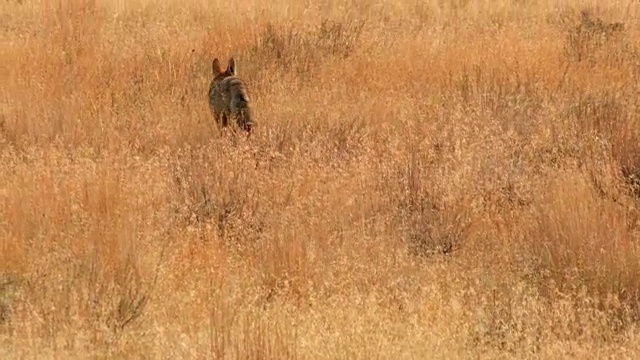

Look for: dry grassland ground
[2,0,640,358]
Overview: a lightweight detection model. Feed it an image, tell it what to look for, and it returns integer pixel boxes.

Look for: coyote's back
[208,57,253,134]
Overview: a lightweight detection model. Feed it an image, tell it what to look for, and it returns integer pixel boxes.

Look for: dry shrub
[243,19,364,77]
[525,170,640,325]
[565,9,627,63]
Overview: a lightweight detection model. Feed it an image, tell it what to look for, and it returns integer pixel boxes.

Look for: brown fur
[208,57,253,134]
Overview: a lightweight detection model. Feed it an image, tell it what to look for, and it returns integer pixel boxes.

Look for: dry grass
[2,0,640,358]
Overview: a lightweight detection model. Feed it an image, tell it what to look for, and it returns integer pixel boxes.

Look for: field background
[2,0,640,358]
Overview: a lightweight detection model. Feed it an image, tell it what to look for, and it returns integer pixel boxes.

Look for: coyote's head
[212,57,237,81]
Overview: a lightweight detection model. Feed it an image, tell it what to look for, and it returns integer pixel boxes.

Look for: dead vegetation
[1,0,640,359]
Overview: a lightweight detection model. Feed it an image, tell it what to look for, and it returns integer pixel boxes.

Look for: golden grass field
[2,0,640,358]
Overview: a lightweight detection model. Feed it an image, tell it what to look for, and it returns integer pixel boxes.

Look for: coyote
[208,57,253,134]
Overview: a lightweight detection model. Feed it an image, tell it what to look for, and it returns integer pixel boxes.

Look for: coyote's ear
[212,58,222,76]
[227,57,236,75]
